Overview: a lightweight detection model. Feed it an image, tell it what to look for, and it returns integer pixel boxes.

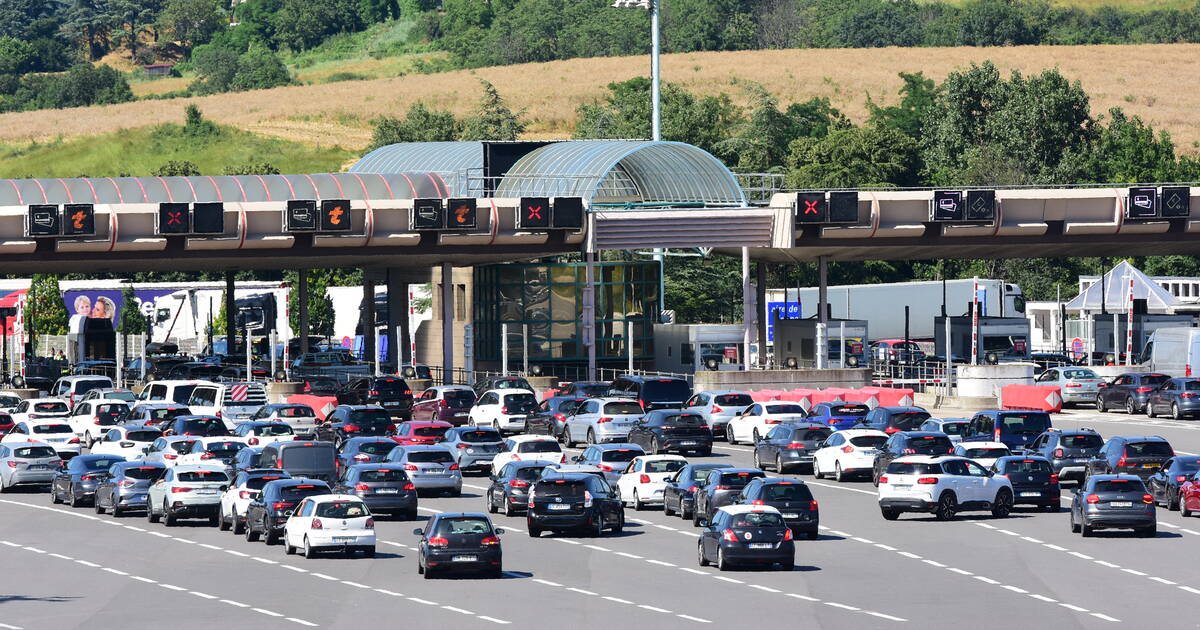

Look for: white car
[174,436,249,467]
[146,464,229,526]
[491,435,566,476]
[0,392,24,412]
[878,455,1014,521]
[90,426,163,460]
[469,389,539,434]
[617,454,688,510]
[283,494,376,558]
[726,402,809,445]
[138,380,212,405]
[2,420,81,457]
[186,382,269,427]
[233,421,296,446]
[49,375,113,407]
[954,441,1011,469]
[219,469,291,535]
[66,400,130,447]
[562,398,644,446]
[812,428,889,482]
[8,398,70,424]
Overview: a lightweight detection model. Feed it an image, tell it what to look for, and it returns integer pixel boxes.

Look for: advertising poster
[62,289,178,330]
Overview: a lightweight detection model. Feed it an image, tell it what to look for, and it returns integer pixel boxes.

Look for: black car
[93,462,165,516]
[608,375,692,411]
[244,478,331,544]
[219,469,291,533]
[334,464,418,519]
[1085,436,1174,480]
[557,381,611,398]
[525,397,588,438]
[964,410,1053,452]
[335,437,399,478]
[1146,378,1200,420]
[626,410,713,456]
[692,468,766,526]
[163,362,226,381]
[698,506,795,571]
[1070,474,1156,537]
[1028,428,1104,484]
[664,463,733,520]
[872,432,954,485]
[190,439,247,467]
[1096,372,1171,414]
[1146,455,1200,511]
[752,422,832,473]
[472,376,534,398]
[228,446,266,477]
[259,441,337,483]
[736,478,819,539]
[486,461,548,516]
[858,406,932,434]
[415,512,504,579]
[162,415,229,437]
[527,472,625,537]
[343,376,415,419]
[992,456,1060,511]
[317,405,395,445]
[50,454,125,507]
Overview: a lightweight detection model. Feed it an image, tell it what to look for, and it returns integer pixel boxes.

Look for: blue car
[807,402,872,431]
[964,410,1053,452]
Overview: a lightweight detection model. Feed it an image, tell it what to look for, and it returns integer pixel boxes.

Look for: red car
[391,420,453,446]
[410,386,476,425]
[0,413,13,437]
[1179,474,1200,517]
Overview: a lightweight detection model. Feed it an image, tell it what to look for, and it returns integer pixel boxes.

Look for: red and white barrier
[286,394,340,421]
[1000,385,1063,413]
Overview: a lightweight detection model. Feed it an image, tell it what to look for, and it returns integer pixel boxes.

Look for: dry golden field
[3,43,1198,152]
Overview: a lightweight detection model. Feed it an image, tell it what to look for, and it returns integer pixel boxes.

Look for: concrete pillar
[224,271,236,356]
[441,263,454,385]
[817,255,829,369]
[742,247,752,371]
[585,252,597,381]
[386,269,404,373]
[362,275,375,365]
[756,261,767,367]
[298,270,309,356]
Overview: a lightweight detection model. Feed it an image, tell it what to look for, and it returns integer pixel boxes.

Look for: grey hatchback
[1070,474,1156,537]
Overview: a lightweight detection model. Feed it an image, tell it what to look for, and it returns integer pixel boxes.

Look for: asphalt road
[3,406,1200,629]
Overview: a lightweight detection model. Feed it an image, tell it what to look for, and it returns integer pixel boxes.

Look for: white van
[187,382,269,428]
[138,380,212,406]
[1140,328,1200,377]
[50,375,113,407]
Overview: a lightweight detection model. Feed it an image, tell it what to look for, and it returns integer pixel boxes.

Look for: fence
[869,359,955,396]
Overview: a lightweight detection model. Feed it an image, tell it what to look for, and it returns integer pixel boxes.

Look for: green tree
[117,283,147,335]
[107,0,165,54]
[223,162,280,175]
[27,274,69,338]
[1056,107,1180,184]
[367,102,459,151]
[574,76,742,154]
[153,160,200,176]
[867,71,935,140]
[158,0,224,50]
[229,45,291,91]
[360,0,400,22]
[272,0,363,51]
[459,80,526,141]
[0,36,36,75]
[61,0,116,60]
[785,123,918,188]
[716,85,846,171]
[285,270,335,338]
[210,288,228,336]
[957,0,1037,46]
[663,254,742,324]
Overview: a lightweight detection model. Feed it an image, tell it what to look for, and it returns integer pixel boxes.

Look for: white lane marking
[1121,569,1147,576]
[676,614,711,623]
[749,585,780,593]
[1044,544,1067,551]
[221,599,251,608]
[287,618,319,627]
[1060,603,1089,613]
[947,568,973,576]
[897,552,921,559]
[477,616,511,625]
[408,597,438,606]
[1182,529,1200,536]
[341,581,369,589]
[0,623,22,629]
[443,606,475,615]
[807,480,876,496]
[602,596,633,604]
[973,576,1000,585]
[922,559,946,568]
[199,543,222,550]
[996,529,1020,537]
[1091,613,1120,622]
[532,579,562,587]
[463,484,488,490]
[1001,585,1027,594]
[1179,586,1200,595]
[124,526,145,532]
[1069,551,1094,560]
[680,568,707,575]
[130,576,156,584]
[0,541,18,547]
[190,591,218,599]
[873,543,897,551]
[852,537,874,544]
[712,576,743,584]
[863,611,908,622]
[21,546,44,554]
[1159,521,1180,528]
[149,531,171,538]
[639,605,671,613]
[1029,594,1057,603]
[223,549,249,557]
[253,608,284,617]
[281,565,308,573]
[1095,561,1120,568]
[253,557,278,565]
[374,589,403,596]
[584,544,610,552]
[311,573,339,581]
[829,530,851,536]
[418,507,443,514]
[976,523,996,529]
[825,602,859,611]
[159,584,186,591]
[615,551,642,559]
[556,539,581,546]
[567,587,597,596]
[102,568,128,576]
[654,524,676,531]
[789,594,820,602]
[1021,536,1044,544]
[48,553,72,560]
[647,559,675,567]
[172,537,195,544]
[76,560,101,567]
[1150,577,1177,585]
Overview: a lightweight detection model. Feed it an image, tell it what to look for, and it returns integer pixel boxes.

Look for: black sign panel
[552,197,585,229]
[26,204,60,237]
[62,203,96,237]
[157,202,190,235]
[795,192,827,224]
[320,199,351,232]
[518,197,551,230]
[286,200,318,232]
[1161,186,1191,218]
[965,189,996,221]
[932,190,963,221]
[192,202,224,234]
[413,198,443,231]
[828,191,859,223]
[445,198,477,230]
[1127,187,1158,218]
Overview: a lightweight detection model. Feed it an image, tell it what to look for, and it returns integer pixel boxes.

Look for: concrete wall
[693,368,871,392]
[415,267,473,375]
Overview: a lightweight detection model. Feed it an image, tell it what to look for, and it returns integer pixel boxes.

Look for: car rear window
[790,428,831,441]
[81,457,121,470]
[275,406,315,418]
[1062,369,1098,379]
[910,436,952,453]
[359,469,408,482]
[762,483,814,502]
[998,412,1051,434]
[1144,374,1170,386]
[280,484,329,499]
[1061,434,1102,448]
[889,412,931,430]
[827,404,869,416]
[407,450,454,464]
[34,402,68,413]
[495,379,533,390]
[434,517,493,535]
[600,449,639,462]
[204,441,245,454]
[128,430,162,442]
[575,383,610,397]
[513,466,547,481]
[764,404,806,415]
[940,422,967,436]
[518,441,561,454]
[96,403,128,415]
[150,408,189,421]
[14,446,57,458]
[183,418,224,432]
[348,410,392,425]
[1185,381,1200,391]
[641,379,690,403]
[246,475,286,490]
[445,390,476,406]
[886,462,941,474]
[1125,442,1173,457]
[504,393,538,412]
[1094,479,1146,493]
[457,430,500,443]
[729,511,785,528]
[254,424,294,436]
[662,414,705,427]
[280,445,334,468]
[719,471,762,487]
[537,480,585,498]
[604,402,643,415]
[304,379,339,395]
[849,435,887,448]
[33,424,71,434]
[357,441,397,456]
[645,459,686,474]
[1001,459,1053,473]
[1175,459,1200,472]
[316,501,368,518]
[413,426,448,437]
[75,379,111,394]
[688,466,727,482]
[372,379,409,394]
[169,440,196,453]
[124,466,164,480]
[963,447,1008,458]
[714,394,753,407]
[177,470,228,483]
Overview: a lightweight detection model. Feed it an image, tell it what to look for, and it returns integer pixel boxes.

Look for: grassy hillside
[3,43,1198,154]
[0,121,353,178]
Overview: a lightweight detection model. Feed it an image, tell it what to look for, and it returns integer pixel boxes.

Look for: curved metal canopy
[0,173,446,206]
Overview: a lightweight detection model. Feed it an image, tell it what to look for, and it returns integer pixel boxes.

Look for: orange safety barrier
[1001,385,1063,413]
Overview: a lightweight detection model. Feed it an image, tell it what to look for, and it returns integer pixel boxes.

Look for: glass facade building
[474,261,660,365]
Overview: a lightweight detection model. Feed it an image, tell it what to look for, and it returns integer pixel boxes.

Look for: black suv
[872,432,954,485]
[1086,436,1174,480]
[317,405,395,445]
[244,478,331,545]
[333,464,417,519]
[472,376,534,398]
[608,375,692,412]
[486,461,549,516]
[991,455,1060,510]
[1028,428,1104,483]
[343,376,415,419]
[1146,456,1200,511]
[736,478,819,539]
[162,415,229,437]
[692,468,766,526]
[626,410,713,456]
[526,472,624,537]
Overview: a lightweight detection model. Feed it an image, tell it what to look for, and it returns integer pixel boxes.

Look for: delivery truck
[1139,327,1200,376]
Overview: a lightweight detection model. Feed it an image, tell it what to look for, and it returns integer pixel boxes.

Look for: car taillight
[597,417,613,424]
[764,419,781,424]
[1183,393,1198,399]
[721,528,738,542]
[511,454,521,461]
[1178,475,1189,483]
[1143,494,1154,504]
[1065,383,1081,388]
[449,463,459,471]
[917,477,938,484]
[583,490,593,508]
[885,427,900,434]
[509,479,529,488]
[500,406,509,414]
[481,535,500,545]
[902,448,915,454]
[1050,474,1059,484]
[439,399,448,408]
[4,461,15,469]
[598,464,613,472]
[878,476,888,484]
[1086,494,1100,504]
[200,452,215,460]
[1135,387,1154,393]
[81,473,101,481]
[782,528,793,541]
[428,536,449,547]
[387,425,396,432]
[120,480,136,488]
[248,437,259,445]
[716,485,730,490]
[239,490,252,499]
[215,411,222,419]
[272,502,294,510]
[171,487,193,493]
[344,425,360,433]
[786,443,805,449]
[809,500,819,511]
[355,483,370,491]
[638,400,645,410]
[751,499,764,505]
[1054,448,1064,458]
[163,454,177,460]
[368,390,380,396]
[454,443,470,449]
[68,437,80,444]
[404,390,412,395]
[353,453,371,461]
[311,518,323,529]
[639,474,650,484]
[92,417,101,425]
[559,454,567,464]
[404,464,417,471]
[1117,454,1128,467]
[364,517,375,529]
[403,483,415,491]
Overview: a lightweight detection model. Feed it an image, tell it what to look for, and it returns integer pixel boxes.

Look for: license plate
[1143,464,1159,469]
[376,488,399,494]
[384,402,400,407]
[547,504,571,511]
[1020,492,1041,497]
[1111,501,1132,507]
[455,412,467,417]
[453,555,478,562]
[748,542,772,549]
[196,489,218,494]
[333,536,355,542]
[893,484,911,490]
[782,513,799,518]
[680,441,697,446]
[27,465,48,470]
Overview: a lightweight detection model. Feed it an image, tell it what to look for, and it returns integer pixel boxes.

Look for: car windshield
[123,466,164,480]
[762,483,814,501]
[169,441,196,453]
[407,451,453,464]
[1125,442,1173,457]
[1143,374,1170,386]
[764,404,805,415]
[256,425,293,436]
[457,430,500,443]
[357,442,397,456]
[963,447,1008,458]
[150,408,189,421]
[537,480,585,498]
[348,410,392,425]
[789,428,831,441]
[34,402,68,413]
[1062,369,1098,379]
[826,404,870,417]
[1001,459,1052,473]
[603,402,643,415]
[14,446,57,458]
[661,414,705,427]
[434,517,492,536]
[641,379,690,403]
[910,436,952,453]
[315,501,368,518]
[274,406,315,418]
[358,469,408,482]
[104,391,137,403]
[33,424,70,434]
[886,462,940,474]
[849,435,888,448]
[1061,434,1103,448]
[940,422,967,436]
[998,413,1051,434]
[730,512,785,528]
[1094,479,1146,493]
[177,470,228,483]
[413,426,448,438]
[890,412,931,430]
[714,394,753,407]
[600,449,639,462]
[645,459,686,473]
[518,441,561,454]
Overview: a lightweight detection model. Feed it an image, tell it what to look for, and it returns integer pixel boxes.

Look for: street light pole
[612,0,660,141]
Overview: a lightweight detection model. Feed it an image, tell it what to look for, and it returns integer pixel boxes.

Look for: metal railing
[869,359,956,396]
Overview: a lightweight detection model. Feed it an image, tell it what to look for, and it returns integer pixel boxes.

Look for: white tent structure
[1065,260,1180,314]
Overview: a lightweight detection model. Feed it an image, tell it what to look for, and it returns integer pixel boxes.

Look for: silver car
[386,445,462,496]
[249,403,321,438]
[146,464,230,526]
[562,398,645,446]
[139,436,198,467]
[0,442,61,490]
[1034,367,1105,407]
[684,391,753,438]
[919,418,970,444]
[440,426,504,474]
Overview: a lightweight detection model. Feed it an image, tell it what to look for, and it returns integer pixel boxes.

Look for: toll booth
[934,316,1031,364]
[1089,313,1194,360]
[653,323,747,373]
[67,314,116,362]
[772,315,868,367]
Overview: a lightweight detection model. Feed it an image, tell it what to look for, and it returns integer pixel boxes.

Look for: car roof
[958,441,1008,449]
[996,455,1049,463]
[241,421,288,427]
[551,464,603,473]
[879,406,928,413]
[345,436,396,444]
[836,428,888,437]
[634,454,687,462]
[114,460,164,468]
[1088,474,1144,482]
[401,420,452,427]
[399,444,451,452]
[172,464,228,473]
[338,404,386,411]
[716,467,762,475]
[893,455,961,464]
[1113,436,1169,442]
[31,398,70,404]
[510,434,557,443]
[431,512,491,519]
[431,385,473,392]
[593,443,642,451]
[718,504,782,516]
[4,440,54,449]
[58,375,113,382]
[929,418,968,424]
[486,388,536,396]
[777,421,829,429]
[539,472,598,482]
[897,431,946,438]
[703,390,751,396]
[308,494,362,503]
[346,463,406,472]
[688,463,733,470]
[506,461,550,470]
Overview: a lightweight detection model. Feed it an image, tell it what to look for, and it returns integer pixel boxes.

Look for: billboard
[766,301,801,342]
[62,288,178,330]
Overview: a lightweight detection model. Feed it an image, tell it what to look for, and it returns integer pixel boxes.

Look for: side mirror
[120,441,134,448]
[283,509,294,517]
[494,528,505,535]
[412,528,424,536]
[219,485,228,491]
[488,474,497,481]
[141,447,150,454]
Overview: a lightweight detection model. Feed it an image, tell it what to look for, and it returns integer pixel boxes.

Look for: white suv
[877,455,1014,521]
[469,389,539,434]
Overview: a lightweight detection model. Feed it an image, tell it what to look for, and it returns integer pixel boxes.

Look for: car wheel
[1095,396,1106,412]
[528,524,541,538]
[880,508,900,521]
[776,456,785,474]
[752,429,761,443]
[1070,511,1081,533]
[422,561,434,579]
[264,530,279,545]
[147,501,160,523]
[650,438,660,456]
[1126,398,1136,415]
[111,504,123,518]
[934,492,957,521]
[612,510,624,533]
[663,498,675,517]
[753,451,763,470]
[85,432,95,448]
[487,491,498,514]
[716,546,730,571]
[303,536,317,559]
[991,489,1013,518]
[163,502,176,526]
[697,542,709,567]
[812,459,822,479]
[1148,404,1158,418]
[1182,497,1193,518]
[493,421,500,433]
[94,497,105,514]
[1080,520,1093,537]
[692,506,706,527]
[232,512,246,535]
[1173,403,1182,420]
[587,429,596,446]
[69,487,81,508]
[562,428,574,448]
[245,519,260,542]
[835,462,845,483]
[593,513,605,537]
[219,508,231,531]
[727,429,737,446]
[633,490,643,511]
[284,539,295,555]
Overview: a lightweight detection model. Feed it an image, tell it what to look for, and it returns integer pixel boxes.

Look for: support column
[817,256,829,369]
[386,269,404,374]
[224,271,236,356]
[756,261,767,367]
[585,251,597,381]
[298,270,310,357]
[362,275,375,366]
[441,263,454,385]
[742,248,752,371]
